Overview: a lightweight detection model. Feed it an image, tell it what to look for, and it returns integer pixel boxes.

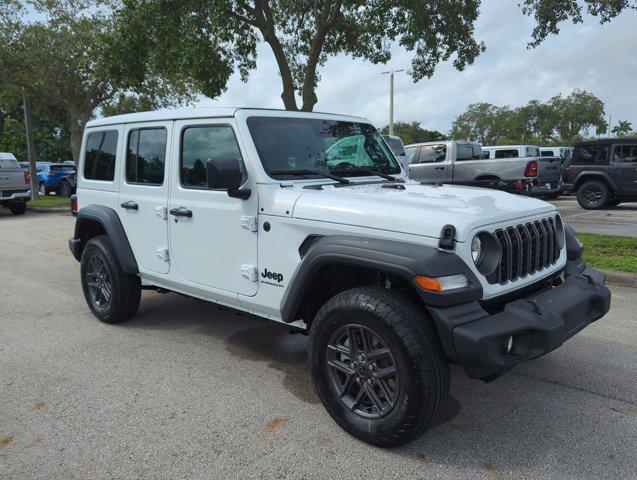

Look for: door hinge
[241,215,258,232]
[155,206,168,220]
[241,264,258,282]
[156,247,170,262]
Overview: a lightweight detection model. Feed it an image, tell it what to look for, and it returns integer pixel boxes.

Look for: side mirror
[206,157,250,200]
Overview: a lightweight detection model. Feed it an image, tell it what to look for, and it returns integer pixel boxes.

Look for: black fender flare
[574,171,618,192]
[280,235,482,323]
[69,205,138,274]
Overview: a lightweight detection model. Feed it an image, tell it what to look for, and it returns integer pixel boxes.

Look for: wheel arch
[574,172,618,192]
[280,235,482,326]
[70,205,138,274]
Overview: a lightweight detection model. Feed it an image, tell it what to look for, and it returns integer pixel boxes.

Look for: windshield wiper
[332,168,403,182]
[269,169,350,184]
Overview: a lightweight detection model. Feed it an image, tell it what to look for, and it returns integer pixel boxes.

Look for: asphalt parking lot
[1,211,636,480]
[549,197,637,238]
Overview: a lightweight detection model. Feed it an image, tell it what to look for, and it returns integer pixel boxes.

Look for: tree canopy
[117,0,486,112]
[0,0,195,161]
[380,122,447,145]
[450,90,607,145]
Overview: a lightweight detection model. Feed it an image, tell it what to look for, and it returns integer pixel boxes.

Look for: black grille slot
[487,216,561,285]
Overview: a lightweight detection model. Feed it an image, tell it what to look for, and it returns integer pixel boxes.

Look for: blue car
[36,163,76,195]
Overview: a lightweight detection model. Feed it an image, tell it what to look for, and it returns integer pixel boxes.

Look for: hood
[292,182,556,242]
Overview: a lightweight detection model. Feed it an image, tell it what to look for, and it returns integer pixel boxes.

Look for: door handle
[120,201,138,210]
[170,207,193,218]
[434,166,445,171]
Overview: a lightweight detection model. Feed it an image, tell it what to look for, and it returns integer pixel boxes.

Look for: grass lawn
[580,233,637,273]
[29,196,70,208]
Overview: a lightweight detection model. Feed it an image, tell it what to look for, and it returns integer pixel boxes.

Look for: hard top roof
[575,137,637,146]
[86,107,369,128]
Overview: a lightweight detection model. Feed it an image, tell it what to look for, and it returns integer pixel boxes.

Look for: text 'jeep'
[69,108,611,447]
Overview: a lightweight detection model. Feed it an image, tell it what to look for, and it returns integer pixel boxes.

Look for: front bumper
[428,261,611,380]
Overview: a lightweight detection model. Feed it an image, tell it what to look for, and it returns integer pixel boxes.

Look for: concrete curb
[27,206,69,213]
[602,269,637,288]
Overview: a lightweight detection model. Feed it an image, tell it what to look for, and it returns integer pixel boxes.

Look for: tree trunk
[0,110,5,145]
[22,90,39,200]
[263,35,298,111]
[69,115,88,165]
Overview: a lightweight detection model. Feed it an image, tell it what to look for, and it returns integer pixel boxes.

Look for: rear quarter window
[572,145,608,165]
[494,149,519,159]
[84,131,119,181]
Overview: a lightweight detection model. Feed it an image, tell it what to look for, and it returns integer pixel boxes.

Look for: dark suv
[564,138,637,209]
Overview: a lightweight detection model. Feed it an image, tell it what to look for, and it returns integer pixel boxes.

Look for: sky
[202,0,637,134]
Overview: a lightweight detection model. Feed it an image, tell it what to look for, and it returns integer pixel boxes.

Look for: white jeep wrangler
[69,108,611,447]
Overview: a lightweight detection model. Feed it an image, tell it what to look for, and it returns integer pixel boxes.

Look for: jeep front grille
[488,217,560,285]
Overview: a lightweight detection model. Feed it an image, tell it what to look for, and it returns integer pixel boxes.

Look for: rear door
[118,121,172,275]
[408,144,448,181]
[610,143,637,194]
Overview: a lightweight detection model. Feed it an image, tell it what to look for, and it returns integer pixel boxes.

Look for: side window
[404,147,418,164]
[416,145,446,163]
[540,150,553,157]
[84,130,118,181]
[181,125,247,189]
[612,145,637,163]
[483,151,491,159]
[126,128,167,185]
[494,149,519,159]
[573,145,608,164]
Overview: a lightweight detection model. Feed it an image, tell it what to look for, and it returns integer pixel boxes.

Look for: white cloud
[205,0,637,134]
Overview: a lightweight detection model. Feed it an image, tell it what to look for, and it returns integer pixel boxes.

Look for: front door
[118,121,172,275]
[408,144,448,182]
[168,119,258,296]
[610,143,637,194]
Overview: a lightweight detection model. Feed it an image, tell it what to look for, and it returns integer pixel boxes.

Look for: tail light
[524,161,537,177]
[71,194,78,216]
[24,170,30,185]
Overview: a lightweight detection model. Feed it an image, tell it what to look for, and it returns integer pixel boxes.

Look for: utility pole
[381,69,404,136]
[608,113,613,138]
[22,88,38,200]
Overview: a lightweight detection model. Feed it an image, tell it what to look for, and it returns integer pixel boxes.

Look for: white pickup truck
[0,153,30,215]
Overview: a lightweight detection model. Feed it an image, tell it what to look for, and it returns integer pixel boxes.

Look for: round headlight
[471,236,482,263]
[471,231,501,276]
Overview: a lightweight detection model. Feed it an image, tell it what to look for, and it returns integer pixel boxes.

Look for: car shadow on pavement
[119,291,633,478]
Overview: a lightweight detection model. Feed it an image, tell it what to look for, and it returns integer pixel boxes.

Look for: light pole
[381,69,404,136]
[608,113,613,138]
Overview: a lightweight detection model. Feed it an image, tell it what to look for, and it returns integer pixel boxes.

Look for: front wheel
[80,235,141,324]
[309,287,449,447]
[577,180,611,209]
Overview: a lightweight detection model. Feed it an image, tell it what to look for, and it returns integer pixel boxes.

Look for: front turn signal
[414,274,468,292]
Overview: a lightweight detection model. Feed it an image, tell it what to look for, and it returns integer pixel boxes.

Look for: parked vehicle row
[17,160,77,197]
[0,152,30,215]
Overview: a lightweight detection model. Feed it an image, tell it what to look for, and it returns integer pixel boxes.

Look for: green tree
[0,1,195,162]
[520,0,636,47]
[380,122,446,145]
[612,120,633,137]
[449,103,516,145]
[548,89,606,143]
[117,0,486,112]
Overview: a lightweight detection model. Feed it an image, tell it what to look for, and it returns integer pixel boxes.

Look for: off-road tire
[80,235,141,324]
[309,287,449,447]
[577,180,611,209]
[9,202,27,215]
[60,180,72,197]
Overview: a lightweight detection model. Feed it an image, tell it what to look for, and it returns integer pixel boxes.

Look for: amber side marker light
[414,274,469,292]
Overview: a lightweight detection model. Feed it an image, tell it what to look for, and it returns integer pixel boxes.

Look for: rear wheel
[310,287,449,447]
[9,202,27,215]
[577,180,611,209]
[60,180,72,197]
[39,182,49,196]
[80,235,141,324]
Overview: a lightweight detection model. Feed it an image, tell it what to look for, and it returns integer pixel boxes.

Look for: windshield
[247,116,401,179]
[51,165,75,172]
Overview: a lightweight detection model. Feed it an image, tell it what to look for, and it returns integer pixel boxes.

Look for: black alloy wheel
[326,324,400,419]
[85,254,112,308]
